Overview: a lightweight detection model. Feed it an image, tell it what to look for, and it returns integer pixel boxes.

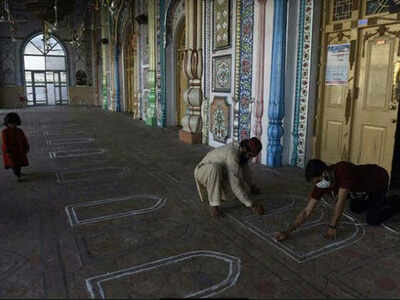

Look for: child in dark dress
[1,113,29,182]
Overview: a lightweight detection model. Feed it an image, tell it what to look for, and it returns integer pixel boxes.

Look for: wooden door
[319,32,353,164]
[176,23,188,127]
[350,24,400,174]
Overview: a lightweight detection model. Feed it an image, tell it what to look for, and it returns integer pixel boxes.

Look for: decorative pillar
[235,0,255,142]
[108,13,115,111]
[179,0,203,144]
[160,0,167,127]
[91,8,99,106]
[113,2,124,113]
[267,0,287,168]
[146,0,157,127]
[114,43,121,112]
[254,0,266,163]
[291,0,314,168]
[201,0,210,144]
[100,7,109,110]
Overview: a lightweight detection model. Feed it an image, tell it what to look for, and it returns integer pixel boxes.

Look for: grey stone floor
[1,106,400,298]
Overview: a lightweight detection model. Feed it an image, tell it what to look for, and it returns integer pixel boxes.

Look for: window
[366,0,390,15]
[23,33,68,106]
[333,0,353,21]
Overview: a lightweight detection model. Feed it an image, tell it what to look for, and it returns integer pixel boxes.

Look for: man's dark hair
[305,159,328,182]
[3,112,21,126]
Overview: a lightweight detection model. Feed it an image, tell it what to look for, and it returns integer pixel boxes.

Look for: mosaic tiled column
[114,43,121,112]
[253,0,266,163]
[146,0,157,127]
[109,13,115,111]
[201,0,211,144]
[101,7,109,110]
[236,0,255,142]
[291,0,313,168]
[267,0,287,168]
[160,0,167,127]
[179,0,203,144]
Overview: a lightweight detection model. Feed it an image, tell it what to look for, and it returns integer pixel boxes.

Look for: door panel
[364,39,392,110]
[323,120,344,162]
[319,32,351,164]
[350,25,400,174]
[358,125,386,164]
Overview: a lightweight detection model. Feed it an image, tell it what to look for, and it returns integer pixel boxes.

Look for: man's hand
[324,227,337,240]
[275,231,289,242]
[250,185,261,195]
[251,203,264,215]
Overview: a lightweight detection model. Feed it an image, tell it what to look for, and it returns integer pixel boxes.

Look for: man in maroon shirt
[275,159,400,241]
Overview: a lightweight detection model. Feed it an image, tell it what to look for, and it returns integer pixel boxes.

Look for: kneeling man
[275,159,400,241]
[194,137,265,217]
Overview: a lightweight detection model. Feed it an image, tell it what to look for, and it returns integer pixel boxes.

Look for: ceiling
[7,0,91,24]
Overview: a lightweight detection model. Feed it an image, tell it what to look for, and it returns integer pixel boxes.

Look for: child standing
[2,113,29,181]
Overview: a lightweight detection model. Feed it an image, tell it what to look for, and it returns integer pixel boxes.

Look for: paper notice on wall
[325,44,350,85]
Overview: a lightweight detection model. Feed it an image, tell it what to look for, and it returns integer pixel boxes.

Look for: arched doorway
[23,33,68,106]
[175,21,188,127]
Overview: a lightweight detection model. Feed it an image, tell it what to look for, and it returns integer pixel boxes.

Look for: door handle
[392,119,397,124]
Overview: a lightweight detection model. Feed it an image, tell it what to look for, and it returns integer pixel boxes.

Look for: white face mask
[316,178,331,189]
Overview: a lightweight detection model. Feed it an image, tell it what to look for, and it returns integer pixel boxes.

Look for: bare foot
[209,206,224,218]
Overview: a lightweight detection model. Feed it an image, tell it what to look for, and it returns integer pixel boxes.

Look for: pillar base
[179,130,202,144]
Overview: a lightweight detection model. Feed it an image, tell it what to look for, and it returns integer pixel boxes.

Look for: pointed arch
[23,33,69,106]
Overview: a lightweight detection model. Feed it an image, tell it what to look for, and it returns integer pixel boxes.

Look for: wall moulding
[213,0,232,51]
[210,95,231,143]
[212,54,232,93]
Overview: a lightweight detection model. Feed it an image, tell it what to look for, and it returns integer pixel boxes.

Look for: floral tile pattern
[292,0,314,168]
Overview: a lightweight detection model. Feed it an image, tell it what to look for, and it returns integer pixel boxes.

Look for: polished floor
[1,106,400,298]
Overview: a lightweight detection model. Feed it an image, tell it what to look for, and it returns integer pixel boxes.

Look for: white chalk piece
[85,250,241,298]
[65,194,167,227]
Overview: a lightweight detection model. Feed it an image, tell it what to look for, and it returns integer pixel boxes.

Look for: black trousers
[12,166,21,178]
[349,190,400,225]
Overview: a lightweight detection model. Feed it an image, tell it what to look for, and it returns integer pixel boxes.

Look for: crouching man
[194,137,265,217]
[275,159,400,241]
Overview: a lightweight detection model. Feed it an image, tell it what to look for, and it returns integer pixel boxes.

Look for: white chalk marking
[47,137,95,146]
[65,195,167,227]
[84,250,241,299]
[382,223,400,235]
[49,148,106,159]
[44,130,86,137]
[56,167,129,184]
[227,200,365,263]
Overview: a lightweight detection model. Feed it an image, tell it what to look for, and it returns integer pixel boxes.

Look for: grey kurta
[194,143,253,207]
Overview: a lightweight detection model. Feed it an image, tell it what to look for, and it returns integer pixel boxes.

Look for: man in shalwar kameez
[194,137,265,217]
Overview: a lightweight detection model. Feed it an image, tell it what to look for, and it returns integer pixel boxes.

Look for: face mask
[316,178,330,189]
